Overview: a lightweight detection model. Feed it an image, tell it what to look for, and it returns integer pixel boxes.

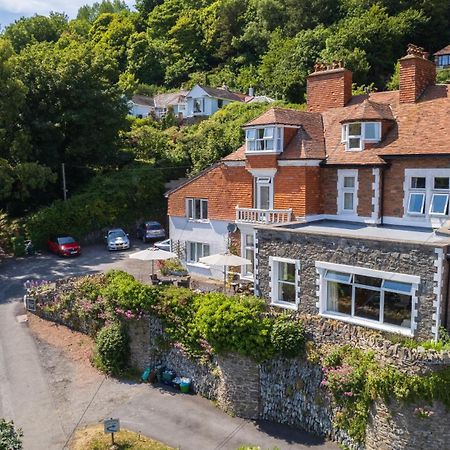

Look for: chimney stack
[307,61,352,112]
[399,44,436,103]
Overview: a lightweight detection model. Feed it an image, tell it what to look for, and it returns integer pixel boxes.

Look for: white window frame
[186,198,208,221]
[193,98,204,114]
[254,177,274,210]
[270,256,300,310]
[404,169,450,220]
[245,126,284,154]
[186,241,210,263]
[316,261,419,336]
[241,232,255,279]
[341,122,381,151]
[337,169,358,215]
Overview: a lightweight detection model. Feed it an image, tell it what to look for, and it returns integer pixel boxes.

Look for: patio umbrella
[199,252,251,292]
[129,247,178,275]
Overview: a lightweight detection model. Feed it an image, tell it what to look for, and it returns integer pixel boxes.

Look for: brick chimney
[399,44,436,103]
[307,61,352,112]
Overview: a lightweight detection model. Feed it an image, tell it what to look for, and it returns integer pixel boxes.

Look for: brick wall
[168,164,253,221]
[399,55,436,103]
[321,168,338,215]
[307,68,352,112]
[357,167,375,217]
[383,157,450,217]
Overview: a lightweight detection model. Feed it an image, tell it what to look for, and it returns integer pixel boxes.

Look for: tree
[77,0,129,23]
[3,13,69,53]
[10,41,128,209]
[0,419,23,450]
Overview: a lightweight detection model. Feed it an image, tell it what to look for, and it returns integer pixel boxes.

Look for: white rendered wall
[169,216,230,279]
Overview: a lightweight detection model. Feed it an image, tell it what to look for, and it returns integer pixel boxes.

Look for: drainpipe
[443,253,450,330]
[379,166,385,226]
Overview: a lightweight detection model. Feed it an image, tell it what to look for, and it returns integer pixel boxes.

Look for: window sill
[270,301,298,311]
[187,219,210,224]
[245,150,282,155]
[319,312,413,336]
[186,262,210,270]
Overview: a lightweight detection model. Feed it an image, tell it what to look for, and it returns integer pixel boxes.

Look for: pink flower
[343,391,354,397]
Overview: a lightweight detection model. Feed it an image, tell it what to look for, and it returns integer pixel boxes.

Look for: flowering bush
[414,407,434,419]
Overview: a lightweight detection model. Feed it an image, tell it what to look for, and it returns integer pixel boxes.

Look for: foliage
[25,165,165,248]
[95,322,129,374]
[0,419,23,450]
[159,258,187,276]
[270,314,306,358]
[193,293,274,361]
[322,345,450,443]
[0,211,20,253]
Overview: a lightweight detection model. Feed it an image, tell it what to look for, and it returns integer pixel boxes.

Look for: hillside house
[434,45,450,69]
[153,90,188,119]
[129,95,154,118]
[185,84,249,118]
[167,44,450,340]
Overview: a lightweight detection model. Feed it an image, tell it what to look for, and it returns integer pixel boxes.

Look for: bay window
[341,122,381,151]
[317,262,419,335]
[246,127,283,153]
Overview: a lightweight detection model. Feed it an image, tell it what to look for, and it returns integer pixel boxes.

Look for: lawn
[69,424,174,450]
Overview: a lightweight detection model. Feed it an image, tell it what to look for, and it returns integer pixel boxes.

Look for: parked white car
[105,228,130,251]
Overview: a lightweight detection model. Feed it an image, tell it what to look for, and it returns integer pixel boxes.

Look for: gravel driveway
[0,243,337,450]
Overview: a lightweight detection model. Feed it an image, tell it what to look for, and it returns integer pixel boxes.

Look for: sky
[0,0,135,28]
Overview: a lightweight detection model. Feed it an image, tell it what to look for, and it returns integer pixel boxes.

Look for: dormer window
[246,127,283,153]
[342,122,381,151]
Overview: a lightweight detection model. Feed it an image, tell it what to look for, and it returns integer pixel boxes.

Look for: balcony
[236,206,292,224]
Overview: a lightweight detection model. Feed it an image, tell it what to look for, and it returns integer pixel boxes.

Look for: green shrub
[11,236,25,257]
[0,419,23,450]
[102,270,158,313]
[95,322,129,375]
[270,314,306,358]
[194,293,273,361]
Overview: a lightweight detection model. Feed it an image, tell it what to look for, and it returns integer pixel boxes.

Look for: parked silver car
[105,228,130,251]
[136,221,166,243]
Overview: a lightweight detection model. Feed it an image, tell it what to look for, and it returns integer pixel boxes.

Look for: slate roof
[197,85,246,102]
[131,95,154,107]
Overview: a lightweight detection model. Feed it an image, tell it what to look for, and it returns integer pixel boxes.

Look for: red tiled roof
[434,45,450,56]
[340,99,394,123]
[243,107,307,127]
[222,84,450,166]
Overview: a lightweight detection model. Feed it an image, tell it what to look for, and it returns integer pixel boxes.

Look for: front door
[255,177,273,210]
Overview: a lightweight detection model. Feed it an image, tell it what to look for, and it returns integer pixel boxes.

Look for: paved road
[0,244,337,450]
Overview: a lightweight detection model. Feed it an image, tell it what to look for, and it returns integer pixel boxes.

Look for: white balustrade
[235,207,292,224]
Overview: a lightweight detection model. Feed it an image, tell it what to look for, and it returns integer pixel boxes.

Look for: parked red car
[47,235,81,257]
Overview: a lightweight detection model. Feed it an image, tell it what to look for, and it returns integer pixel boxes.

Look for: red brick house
[167,45,450,340]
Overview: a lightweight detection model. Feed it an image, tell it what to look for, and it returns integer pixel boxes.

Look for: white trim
[342,122,381,151]
[278,160,322,167]
[247,168,277,177]
[269,256,300,309]
[337,169,359,215]
[432,248,444,341]
[319,312,414,336]
[383,215,449,229]
[371,168,380,222]
[223,161,245,167]
[315,261,421,284]
[316,261,419,336]
[240,231,255,279]
[299,213,377,224]
[403,169,450,222]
